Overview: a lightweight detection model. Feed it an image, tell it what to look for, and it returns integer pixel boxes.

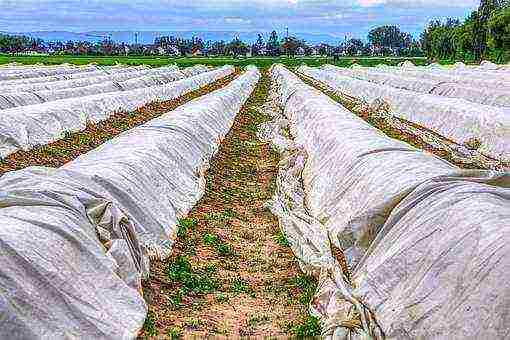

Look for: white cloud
[0,0,478,36]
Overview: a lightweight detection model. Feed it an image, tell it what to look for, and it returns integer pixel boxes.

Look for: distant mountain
[5,30,344,45]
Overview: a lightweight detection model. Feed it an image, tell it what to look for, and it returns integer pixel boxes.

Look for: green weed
[166,256,219,295]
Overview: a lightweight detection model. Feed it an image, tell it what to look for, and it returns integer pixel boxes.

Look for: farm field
[1,59,509,339]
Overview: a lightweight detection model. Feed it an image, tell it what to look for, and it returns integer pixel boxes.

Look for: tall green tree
[266,31,280,56]
[420,0,510,62]
[251,33,265,56]
[488,5,510,61]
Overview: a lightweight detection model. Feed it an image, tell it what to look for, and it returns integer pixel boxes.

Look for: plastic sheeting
[0,65,260,340]
[0,64,99,81]
[0,65,179,93]
[323,64,510,108]
[300,65,510,160]
[0,65,234,159]
[0,65,147,88]
[351,63,510,91]
[0,65,208,109]
[376,61,510,80]
[267,65,510,339]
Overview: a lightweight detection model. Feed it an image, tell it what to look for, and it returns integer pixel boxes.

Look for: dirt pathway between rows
[139,71,320,338]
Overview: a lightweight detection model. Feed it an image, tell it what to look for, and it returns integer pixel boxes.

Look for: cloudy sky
[0,0,478,38]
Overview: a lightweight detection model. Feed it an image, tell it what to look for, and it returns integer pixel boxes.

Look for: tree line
[421,0,510,62]
[0,27,423,58]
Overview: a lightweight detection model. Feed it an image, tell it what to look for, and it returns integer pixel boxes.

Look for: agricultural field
[1,58,509,340]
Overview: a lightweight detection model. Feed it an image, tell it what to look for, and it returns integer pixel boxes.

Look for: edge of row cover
[0,65,233,159]
[320,64,510,108]
[0,65,147,86]
[0,65,206,109]
[0,65,261,339]
[267,65,510,339]
[0,65,175,93]
[0,64,104,81]
[298,65,510,161]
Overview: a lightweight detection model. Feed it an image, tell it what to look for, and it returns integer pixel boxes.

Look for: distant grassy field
[0,55,428,68]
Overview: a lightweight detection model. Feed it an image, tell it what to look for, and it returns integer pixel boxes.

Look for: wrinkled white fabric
[0,65,260,340]
[274,65,457,266]
[0,65,146,87]
[0,65,176,93]
[361,62,510,90]
[0,168,148,340]
[322,64,510,108]
[269,65,510,339]
[0,64,100,81]
[0,65,234,159]
[301,65,510,160]
[0,65,208,109]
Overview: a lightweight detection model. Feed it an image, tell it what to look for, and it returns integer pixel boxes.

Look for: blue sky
[0,0,478,38]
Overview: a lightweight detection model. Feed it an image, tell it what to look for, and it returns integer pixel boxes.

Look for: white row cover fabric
[450,60,507,71]
[387,60,510,79]
[0,65,179,94]
[0,65,234,159]
[268,65,510,339]
[300,65,510,160]
[116,65,208,90]
[322,64,510,108]
[0,65,208,109]
[367,63,510,90]
[0,66,260,340]
[0,65,148,88]
[0,64,99,81]
[411,60,510,78]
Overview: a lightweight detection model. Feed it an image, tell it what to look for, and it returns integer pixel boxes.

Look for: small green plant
[217,242,234,256]
[205,262,217,273]
[166,256,219,295]
[215,292,229,303]
[142,310,158,337]
[231,278,255,297]
[177,217,198,239]
[203,232,220,246]
[167,326,183,339]
[168,288,184,308]
[202,232,235,256]
[274,230,290,247]
[290,274,317,305]
[293,316,321,337]
[185,318,202,330]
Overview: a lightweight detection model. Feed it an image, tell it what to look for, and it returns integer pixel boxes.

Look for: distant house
[192,48,203,56]
[168,45,180,56]
[296,47,306,56]
[156,45,180,56]
[258,47,267,56]
[20,51,47,56]
[310,48,318,56]
[246,50,252,58]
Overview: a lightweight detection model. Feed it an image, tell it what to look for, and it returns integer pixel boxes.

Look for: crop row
[0,65,233,158]
[267,65,510,339]
[299,65,510,160]
[0,65,260,339]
